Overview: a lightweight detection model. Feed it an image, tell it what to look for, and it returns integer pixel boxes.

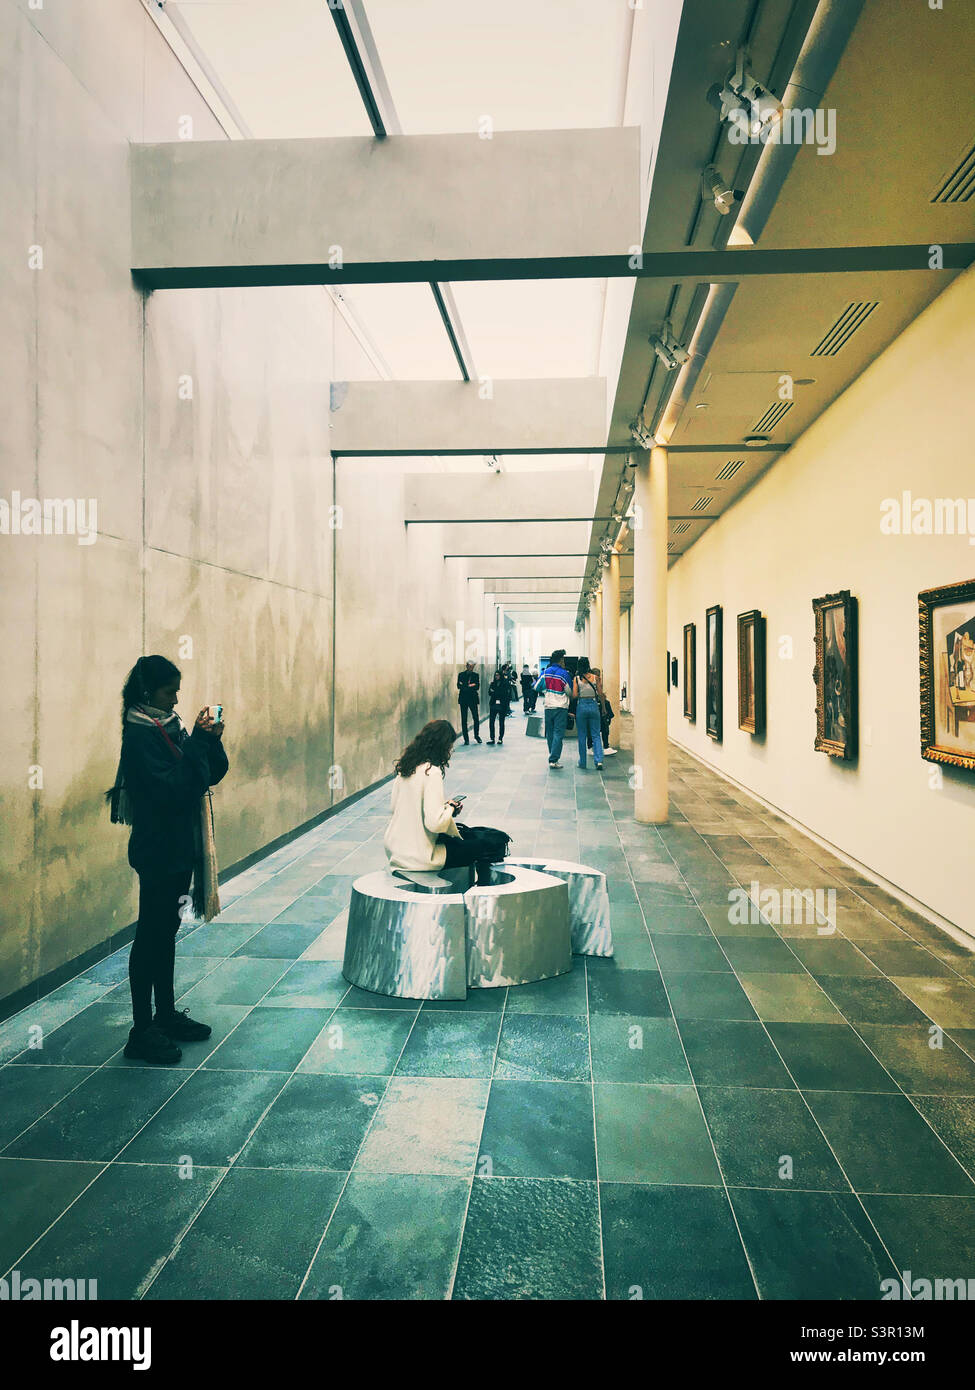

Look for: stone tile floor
[2,715,975,1299]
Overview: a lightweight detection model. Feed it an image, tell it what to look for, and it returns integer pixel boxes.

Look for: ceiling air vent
[931,138,975,203]
[691,496,714,512]
[672,521,691,535]
[810,302,879,357]
[751,400,793,435]
[667,541,677,552]
[715,459,745,481]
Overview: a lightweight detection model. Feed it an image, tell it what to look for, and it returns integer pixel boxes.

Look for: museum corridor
[2,726,974,1301]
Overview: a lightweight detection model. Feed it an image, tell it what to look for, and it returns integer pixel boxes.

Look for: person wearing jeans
[536,649,572,767]
[573,659,604,769]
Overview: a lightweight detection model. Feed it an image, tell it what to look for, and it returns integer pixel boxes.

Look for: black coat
[121,721,229,875]
[488,681,512,714]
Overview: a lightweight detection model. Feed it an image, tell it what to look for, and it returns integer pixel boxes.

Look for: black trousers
[459,698,480,740]
[439,830,493,885]
[129,868,192,1030]
[489,706,506,741]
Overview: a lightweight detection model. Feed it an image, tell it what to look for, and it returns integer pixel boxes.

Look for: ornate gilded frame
[683,623,696,721]
[706,604,723,742]
[919,576,975,772]
[812,590,858,760]
[737,610,766,736]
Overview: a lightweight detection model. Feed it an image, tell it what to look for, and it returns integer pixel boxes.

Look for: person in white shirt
[383,719,505,884]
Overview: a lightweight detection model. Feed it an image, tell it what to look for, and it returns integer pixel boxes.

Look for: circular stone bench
[343,863,572,1001]
[505,857,614,958]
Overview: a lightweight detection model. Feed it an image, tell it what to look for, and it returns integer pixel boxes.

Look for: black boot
[154,1007,212,1042]
[124,1023,182,1064]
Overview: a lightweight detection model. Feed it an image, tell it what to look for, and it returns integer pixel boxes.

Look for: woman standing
[108,655,229,1064]
[573,657,605,770]
[487,670,512,745]
[383,720,507,886]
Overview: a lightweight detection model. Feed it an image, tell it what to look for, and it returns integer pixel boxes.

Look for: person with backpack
[573,658,605,770]
[534,649,572,768]
[107,654,229,1065]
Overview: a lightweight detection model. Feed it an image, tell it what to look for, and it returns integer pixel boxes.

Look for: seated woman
[383,719,507,886]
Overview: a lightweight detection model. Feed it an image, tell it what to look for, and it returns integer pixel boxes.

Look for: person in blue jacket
[107,655,229,1064]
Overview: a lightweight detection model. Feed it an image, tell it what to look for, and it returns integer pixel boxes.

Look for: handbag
[457,824,512,860]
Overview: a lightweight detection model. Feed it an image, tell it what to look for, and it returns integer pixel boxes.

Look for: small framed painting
[683,623,696,721]
[737,610,766,735]
[706,605,723,741]
[812,590,858,760]
[667,650,671,692]
[919,577,975,773]
[671,656,678,689]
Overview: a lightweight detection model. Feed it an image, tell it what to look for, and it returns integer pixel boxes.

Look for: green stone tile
[355,1077,489,1176]
[0,1066,94,1149]
[119,1069,287,1166]
[855,1024,975,1096]
[494,1014,591,1081]
[504,968,588,1014]
[788,939,881,977]
[910,1096,975,1186]
[261,961,350,1008]
[594,1083,720,1184]
[0,981,112,1065]
[729,1188,898,1299]
[600,1183,756,1300]
[299,1173,469,1300]
[720,938,805,974]
[698,1086,847,1191]
[299,1008,416,1075]
[104,1004,251,1070]
[665,972,757,1022]
[176,921,265,957]
[680,1020,795,1088]
[590,1015,691,1083]
[204,1006,334,1072]
[396,1012,501,1078]
[420,988,508,1014]
[148,1167,346,1299]
[3,1067,187,1162]
[738,972,844,1024]
[178,956,290,1007]
[766,1022,898,1093]
[816,977,929,1025]
[603,933,658,970]
[888,978,975,1030]
[860,1194,975,1286]
[0,1158,103,1273]
[15,994,133,1067]
[453,1177,602,1299]
[237,1073,386,1170]
[13,1161,225,1300]
[340,985,424,1010]
[804,1091,975,1195]
[585,966,670,1018]
[478,1080,596,1178]
[231,923,326,958]
[651,935,731,973]
[859,941,955,978]
[698,899,777,938]
[642,904,713,935]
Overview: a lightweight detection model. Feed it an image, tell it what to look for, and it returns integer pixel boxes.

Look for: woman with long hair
[107,654,229,1064]
[383,719,508,886]
[573,657,605,770]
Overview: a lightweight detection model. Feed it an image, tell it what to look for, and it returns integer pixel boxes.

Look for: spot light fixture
[701,164,742,216]
[649,321,690,372]
[707,48,784,143]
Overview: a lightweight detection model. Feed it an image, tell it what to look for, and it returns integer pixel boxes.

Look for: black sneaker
[124,1024,182,1065]
[154,1008,212,1042]
[487,739,495,745]
[497,739,503,746]
[475,736,482,744]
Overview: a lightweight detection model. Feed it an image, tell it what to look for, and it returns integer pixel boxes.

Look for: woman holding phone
[383,720,507,886]
[107,655,229,1064]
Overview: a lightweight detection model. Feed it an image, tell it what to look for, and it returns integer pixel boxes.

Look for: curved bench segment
[343,871,468,1001]
[465,866,572,989]
[505,857,614,958]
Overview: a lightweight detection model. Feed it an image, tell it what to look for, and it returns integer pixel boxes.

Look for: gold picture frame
[919,577,975,772]
[812,590,858,760]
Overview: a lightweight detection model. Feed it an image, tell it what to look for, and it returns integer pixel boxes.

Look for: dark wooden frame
[919,576,975,772]
[671,656,678,689]
[706,605,723,741]
[666,650,671,693]
[737,610,766,736]
[812,589,858,760]
[683,623,696,721]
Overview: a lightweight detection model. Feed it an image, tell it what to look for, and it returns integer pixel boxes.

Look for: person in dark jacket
[487,670,512,745]
[108,655,229,1065]
[519,664,534,713]
[456,661,482,745]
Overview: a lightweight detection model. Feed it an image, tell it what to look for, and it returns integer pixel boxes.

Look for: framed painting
[706,605,722,741]
[671,656,678,689]
[919,577,975,772]
[667,650,671,692]
[683,623,696,721]
[737,610,766,735]
[813,590,858,760]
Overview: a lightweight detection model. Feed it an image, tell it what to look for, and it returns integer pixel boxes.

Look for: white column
[589,588,602,670]
[632,446,669,823]
[601,550,621,727]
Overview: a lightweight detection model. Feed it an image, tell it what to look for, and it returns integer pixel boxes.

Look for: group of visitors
[455,659,539,745]
[532,650,616,770]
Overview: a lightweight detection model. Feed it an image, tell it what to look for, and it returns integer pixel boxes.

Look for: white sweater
[383,763,462,871]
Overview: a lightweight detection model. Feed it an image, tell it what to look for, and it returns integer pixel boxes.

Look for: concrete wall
[0,0,473,1007]
[666,264,975,934]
